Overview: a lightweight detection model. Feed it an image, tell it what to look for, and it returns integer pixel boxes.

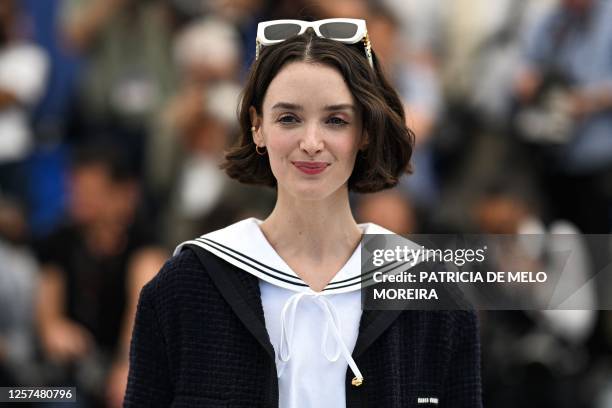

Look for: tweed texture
[124,248,482,407]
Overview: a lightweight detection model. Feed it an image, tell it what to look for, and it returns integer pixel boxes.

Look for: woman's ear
[249,106,264,146]
[360,131,369,151]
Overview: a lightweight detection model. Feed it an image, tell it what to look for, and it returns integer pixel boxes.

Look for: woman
[124,19,482,408]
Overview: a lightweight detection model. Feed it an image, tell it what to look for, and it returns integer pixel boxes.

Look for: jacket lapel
[352,308,403,357]
[187,244,276,360]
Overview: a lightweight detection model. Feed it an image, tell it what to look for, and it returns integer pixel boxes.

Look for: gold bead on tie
[351,376,364,387]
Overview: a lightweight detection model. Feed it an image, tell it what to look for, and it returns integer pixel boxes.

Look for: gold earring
[251,127,266,155]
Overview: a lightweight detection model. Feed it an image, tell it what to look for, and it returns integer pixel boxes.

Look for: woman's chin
[281,180,347,203]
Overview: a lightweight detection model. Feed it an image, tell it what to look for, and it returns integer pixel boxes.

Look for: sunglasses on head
[255,18,374,68]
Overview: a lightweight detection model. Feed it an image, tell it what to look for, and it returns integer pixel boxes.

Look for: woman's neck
[259,187,362,263]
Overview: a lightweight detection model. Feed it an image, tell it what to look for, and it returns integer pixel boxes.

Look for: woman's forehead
[262,61,355,111]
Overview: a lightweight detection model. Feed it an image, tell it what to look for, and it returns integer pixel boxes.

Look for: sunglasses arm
[363,32,374,69]
[255,38,261,61]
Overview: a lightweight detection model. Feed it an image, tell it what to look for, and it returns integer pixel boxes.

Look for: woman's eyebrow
[271,102,302,111]
[324,104,355,112]
[270,102,355,112]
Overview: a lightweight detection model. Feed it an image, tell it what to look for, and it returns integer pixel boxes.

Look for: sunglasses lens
[264,23,302,41]
[319,22,358,40]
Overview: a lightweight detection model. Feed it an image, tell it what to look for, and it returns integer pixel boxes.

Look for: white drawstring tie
[277,291,364,386]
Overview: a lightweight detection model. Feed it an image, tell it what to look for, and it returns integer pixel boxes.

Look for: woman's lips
[292,161,329,175]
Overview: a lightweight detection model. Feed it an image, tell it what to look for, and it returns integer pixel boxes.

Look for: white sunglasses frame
[255,18,373,68]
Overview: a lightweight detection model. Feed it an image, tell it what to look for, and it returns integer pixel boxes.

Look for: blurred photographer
[34,145,166,407]
[513,0,612,233]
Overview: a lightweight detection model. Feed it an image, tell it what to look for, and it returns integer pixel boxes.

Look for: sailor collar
[174,217,394,295]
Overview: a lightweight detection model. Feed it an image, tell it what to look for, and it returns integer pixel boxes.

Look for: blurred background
[1,0,612,406]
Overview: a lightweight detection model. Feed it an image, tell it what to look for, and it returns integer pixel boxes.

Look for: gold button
[351,377,364,387]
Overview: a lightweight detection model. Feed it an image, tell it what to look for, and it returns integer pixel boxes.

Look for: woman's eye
[327,117,349,126]
[278,115,299,124]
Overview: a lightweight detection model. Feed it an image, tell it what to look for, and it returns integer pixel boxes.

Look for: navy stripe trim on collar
[194,236,423,292]
[198,237,301,281]
[194,238,309,288]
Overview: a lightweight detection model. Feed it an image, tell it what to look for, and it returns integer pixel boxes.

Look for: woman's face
[251,61,364,201]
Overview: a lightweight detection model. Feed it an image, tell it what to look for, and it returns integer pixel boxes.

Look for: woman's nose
[299,124,324,155]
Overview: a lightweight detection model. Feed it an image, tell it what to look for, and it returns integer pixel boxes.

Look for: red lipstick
[292,161,329,175]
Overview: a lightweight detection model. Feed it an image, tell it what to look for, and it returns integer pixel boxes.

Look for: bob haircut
[222,31,414,193]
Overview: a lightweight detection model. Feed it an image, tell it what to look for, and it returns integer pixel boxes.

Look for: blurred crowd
[1,0,612,406]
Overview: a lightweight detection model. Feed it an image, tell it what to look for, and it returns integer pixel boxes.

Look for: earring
[252,127,266,155]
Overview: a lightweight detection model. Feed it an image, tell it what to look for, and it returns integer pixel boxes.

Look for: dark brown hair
[222,31,414,193]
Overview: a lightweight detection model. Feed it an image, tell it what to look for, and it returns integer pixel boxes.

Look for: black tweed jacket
[124,246,482,407]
